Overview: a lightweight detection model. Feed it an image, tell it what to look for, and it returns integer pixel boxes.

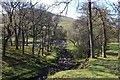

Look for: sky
[0,0,119,19]
[32,0,80,18]
[32,0,119,19]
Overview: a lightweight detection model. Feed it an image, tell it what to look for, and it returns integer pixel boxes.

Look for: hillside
[59,16,75,30]
[0,12,75,30]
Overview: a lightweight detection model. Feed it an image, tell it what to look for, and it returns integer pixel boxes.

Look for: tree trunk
[88,0,95,58]
[2,27,10,57]
[118,1,120,59]
[14,26,19,50]
[38,47,41,57]
[88,39,90,58]
[100,44,102,57]
[102,26,107,58]
[2,30,7,57]
[26,33,28,46]
[118,28,120,59]
[2,39,8,57]
[22,30,25,56]
[2,14,12,57]
[99,9,107,58]
[32,37,35,56]
[31,5,36,57]
[41,46,44,56]
[41,31,44,56]
[13,14,19,50]
[10,37,13,46]
[2,27,6,57]
[47,25,50,52]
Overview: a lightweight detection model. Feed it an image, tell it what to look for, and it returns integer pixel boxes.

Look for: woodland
[0,0,120,80]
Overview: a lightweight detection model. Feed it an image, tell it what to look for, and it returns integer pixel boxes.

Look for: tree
[26,1,39,56]
[105,0,120,58]
[88,0,95,58]
[68,16,90,58]
[1,1,19,56]
[98,8,108,58]
[118,1,120,59]
[17,2,29,56]
[53,0,97,58]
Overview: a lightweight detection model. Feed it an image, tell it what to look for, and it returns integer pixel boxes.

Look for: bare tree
[105,0,120,58]
[118,1,120,59]
[17,2,29,56]
[88,0,95,58]
[1,1,19,56]
[98,8,108,58]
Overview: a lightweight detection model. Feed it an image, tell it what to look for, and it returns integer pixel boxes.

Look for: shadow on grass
[2,56,24,66]
[2,54,56,79]
[106,52,118,57]
[2,46,59,79]
[88,58,118,77]
[2,55,51,80]
[93,57,106,60]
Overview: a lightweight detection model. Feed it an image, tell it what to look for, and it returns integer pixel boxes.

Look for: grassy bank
[48,55,119,78]
[48,43,119,79]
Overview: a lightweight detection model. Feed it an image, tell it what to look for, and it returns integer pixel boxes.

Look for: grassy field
[2,46,57,80]
[48,43,119,79]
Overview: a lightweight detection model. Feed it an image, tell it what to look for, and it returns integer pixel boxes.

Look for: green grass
[48,43,119,79]
[107,43,118,54]
[48,56,119,78]
[60,20,73,30]
[3,42,119,79]
[2,46,57,80]
[9,38,35,43]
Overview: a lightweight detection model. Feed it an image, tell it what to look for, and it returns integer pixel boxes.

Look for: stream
[34,49,80,80]
[26,40,80,80]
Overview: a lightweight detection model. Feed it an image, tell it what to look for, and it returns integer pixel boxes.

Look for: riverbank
[48,55,119,79]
